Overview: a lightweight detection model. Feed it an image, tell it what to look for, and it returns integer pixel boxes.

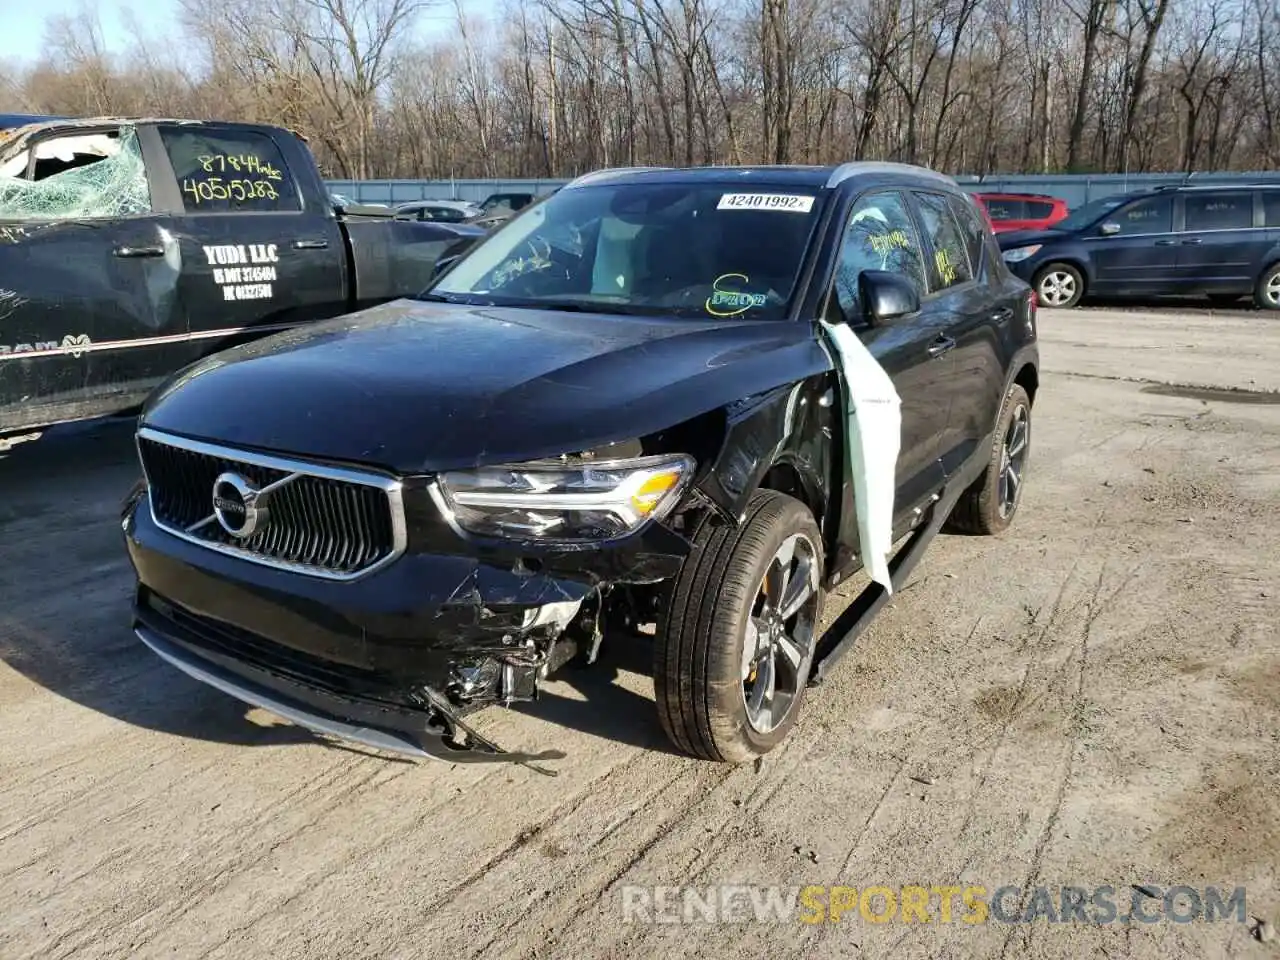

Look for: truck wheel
[1033,263,1084,308]
[945,384,1031,536]
[1255,262,1280,311]
[654,490,824,763]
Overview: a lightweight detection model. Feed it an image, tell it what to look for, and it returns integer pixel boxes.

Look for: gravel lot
[2,305,1277,959]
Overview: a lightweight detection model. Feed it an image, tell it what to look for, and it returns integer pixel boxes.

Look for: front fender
[693,373,838,535]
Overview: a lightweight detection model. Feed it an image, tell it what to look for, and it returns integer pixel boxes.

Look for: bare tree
[5,0,1279,178]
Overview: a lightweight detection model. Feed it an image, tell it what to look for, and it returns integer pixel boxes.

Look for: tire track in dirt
[31,754,378,960]
[996,554,1144,959]
[491,729,820,960]
[184,735,672,960]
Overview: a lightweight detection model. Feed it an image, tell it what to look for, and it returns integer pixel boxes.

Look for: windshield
[429,182,824,320]
[1056,195,1130,232]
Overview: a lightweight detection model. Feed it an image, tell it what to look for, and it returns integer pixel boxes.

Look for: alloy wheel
[741,533,821,734]
[998,404,1030,520]
[1265,271,1280,308]
[1038,271,1077,307]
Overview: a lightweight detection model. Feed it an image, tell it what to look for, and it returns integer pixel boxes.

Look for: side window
[158,126,302,213]
[1111,196,1172,234]
[832,190,927,319]
[985,199,1023,221]
[948,194,990,278]
[1266,193,1280,228]
[1185,192,1254,231]
[914,191,974,290]
[0,124,151,220]
[1026,201,1056,219]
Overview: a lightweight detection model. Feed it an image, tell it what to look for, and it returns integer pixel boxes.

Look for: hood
[141,299,832,473]
[996,228,1067,250]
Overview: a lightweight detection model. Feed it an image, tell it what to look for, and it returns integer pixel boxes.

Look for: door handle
[1180,237,1203,245]
[991,307,1013,323]
[927,335,956,358]
[113,244,165,258]
[1154,239,1177,246]
[292,239,329,250]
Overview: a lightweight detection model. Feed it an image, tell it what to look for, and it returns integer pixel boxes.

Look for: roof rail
[1152,180,1280,192]
[563,166,675,189]
[826,160,956,189]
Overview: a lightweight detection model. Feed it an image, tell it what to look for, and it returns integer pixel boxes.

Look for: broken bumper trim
[133,618,565,772]
[136,623,438,760]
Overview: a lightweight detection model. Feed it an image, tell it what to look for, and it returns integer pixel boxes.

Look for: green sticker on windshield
[706,273,768,317]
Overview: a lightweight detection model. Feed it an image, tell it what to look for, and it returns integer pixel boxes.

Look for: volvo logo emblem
[212,472,267,538]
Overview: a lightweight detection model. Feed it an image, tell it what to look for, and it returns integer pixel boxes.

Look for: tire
[945,384,1032,536]
[1254,262,1280,311]
[1032,262,1084,308]
[654,490,824,763]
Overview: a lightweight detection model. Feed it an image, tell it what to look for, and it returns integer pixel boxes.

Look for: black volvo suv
[122,162,1039,769]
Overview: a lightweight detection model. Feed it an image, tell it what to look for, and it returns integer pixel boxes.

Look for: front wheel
[654,490,824,763]
[1254,262,1280,311]
[1033,262,1084,308]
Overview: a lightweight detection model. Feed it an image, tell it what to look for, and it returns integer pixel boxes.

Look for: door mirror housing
[853,270,920,326]
[1099,221,1121,236]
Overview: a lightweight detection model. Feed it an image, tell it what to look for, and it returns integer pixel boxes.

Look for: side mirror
[856,270,920,326]
[1099,221,1121,236]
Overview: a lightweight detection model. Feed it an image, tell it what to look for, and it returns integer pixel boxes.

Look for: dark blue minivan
[997,185,1280,310]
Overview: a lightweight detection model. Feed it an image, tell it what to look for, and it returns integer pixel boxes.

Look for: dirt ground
[1,304,1277,959]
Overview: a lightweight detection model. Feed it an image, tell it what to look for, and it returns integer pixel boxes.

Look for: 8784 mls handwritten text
[203,243,279,302]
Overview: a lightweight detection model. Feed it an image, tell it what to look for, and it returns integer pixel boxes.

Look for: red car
[972,192,1069,234]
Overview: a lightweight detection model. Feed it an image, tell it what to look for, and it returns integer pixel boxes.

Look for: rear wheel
[1033,263,1084,308]
[945,384,1031,536]
[1255,262,1280,311]
[654,490,824,763]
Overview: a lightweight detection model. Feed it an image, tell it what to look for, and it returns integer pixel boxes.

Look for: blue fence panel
[327,170,1280,211]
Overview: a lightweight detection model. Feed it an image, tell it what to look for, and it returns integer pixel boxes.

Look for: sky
[0,0,484,64]
[0,0,175,62]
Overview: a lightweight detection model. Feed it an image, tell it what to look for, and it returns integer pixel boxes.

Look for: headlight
[1002,244,1042,263]
[436,453,695,542]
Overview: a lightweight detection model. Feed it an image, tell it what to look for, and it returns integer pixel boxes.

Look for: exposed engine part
[451,659,502,698]
[521,597,583,633]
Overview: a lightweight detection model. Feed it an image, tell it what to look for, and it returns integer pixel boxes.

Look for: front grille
[137,428,405,579]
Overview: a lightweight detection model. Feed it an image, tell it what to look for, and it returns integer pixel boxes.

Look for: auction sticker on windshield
[717,193,815,213]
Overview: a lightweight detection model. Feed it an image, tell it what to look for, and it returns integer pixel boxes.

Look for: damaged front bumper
[123,489,690,770]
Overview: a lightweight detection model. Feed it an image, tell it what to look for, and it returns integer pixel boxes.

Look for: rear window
[914,191,974,290]
[948,194,991,276]
[1185,192,1253,231]
[1266,193,1280,228]
[159,126,301,213]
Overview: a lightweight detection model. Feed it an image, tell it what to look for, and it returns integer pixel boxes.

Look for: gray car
[395,200,484,223]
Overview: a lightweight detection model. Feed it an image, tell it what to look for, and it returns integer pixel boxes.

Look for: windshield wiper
[532,300,643,315]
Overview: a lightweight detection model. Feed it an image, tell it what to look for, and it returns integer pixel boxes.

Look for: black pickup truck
[0,116,483,443]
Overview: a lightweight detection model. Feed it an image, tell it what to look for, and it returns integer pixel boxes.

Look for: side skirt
[808,439,990,686]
